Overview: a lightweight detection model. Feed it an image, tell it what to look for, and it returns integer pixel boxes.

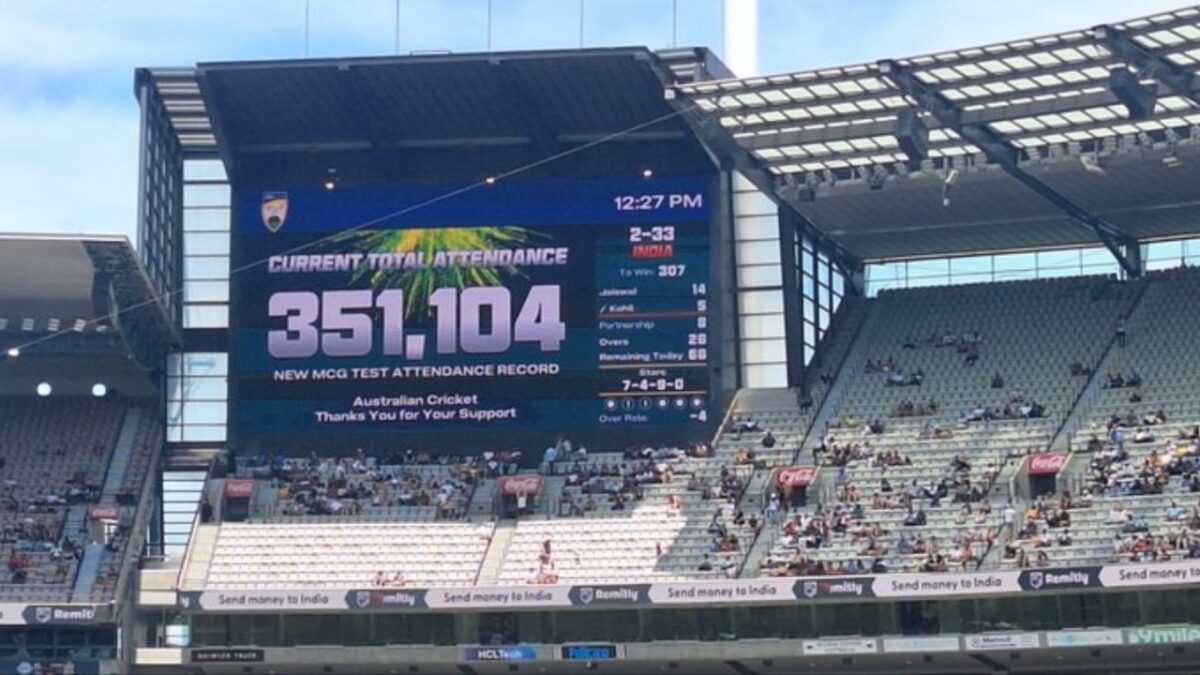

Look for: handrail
[173,461,216,592]
[712,388,743,448]
[791,297,874,466]
[111,434,164,604]
[1048,278,1150,450]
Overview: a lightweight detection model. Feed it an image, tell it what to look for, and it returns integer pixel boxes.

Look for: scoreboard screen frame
[226,173,735,456]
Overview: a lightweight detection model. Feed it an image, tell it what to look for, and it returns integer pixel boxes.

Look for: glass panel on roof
[1028,52,1061,66]
[1161,96,1191,110]
[1149,29,1187,45]
[1052,47,1087,62]
[833,81,865,94]
[956,63,988,78]
[978,60,1011,74]
[784,87,814,101]
[1176,25,1200,39]
[809,83,838,98]
[930,67,963,82]
[1003,56,1037,70]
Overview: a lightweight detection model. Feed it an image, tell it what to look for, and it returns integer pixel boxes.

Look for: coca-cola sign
[89,506,120,521]
[776,466,818,487]
[224,479,255,499]
[498,476,543,496]
[1027,453,1068,476]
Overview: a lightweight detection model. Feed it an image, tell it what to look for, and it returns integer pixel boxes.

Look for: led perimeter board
[230,176,721,454]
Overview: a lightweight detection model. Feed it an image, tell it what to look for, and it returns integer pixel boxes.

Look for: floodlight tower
[723,0,759,77]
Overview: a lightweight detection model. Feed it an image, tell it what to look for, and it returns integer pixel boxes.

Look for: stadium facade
[3,4,1200,675]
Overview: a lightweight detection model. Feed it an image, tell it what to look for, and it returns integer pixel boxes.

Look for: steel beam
[1095,24,1200,106]
[878,59,1142,277]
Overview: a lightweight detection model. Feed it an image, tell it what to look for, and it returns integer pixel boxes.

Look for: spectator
[766,493,781,526]
[990,372,1004,389]
[1166,502,1186,522]
[1002,503,1016,539]
[199,493,213,523]
[903,507,927,527]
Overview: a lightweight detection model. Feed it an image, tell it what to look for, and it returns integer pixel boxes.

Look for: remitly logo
[570,585,649,605]
[28,606,96,624]
[797,579,873,599]
[1022,568,1096,591]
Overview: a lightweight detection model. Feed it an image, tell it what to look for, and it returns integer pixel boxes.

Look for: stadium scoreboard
[230,176,719,451]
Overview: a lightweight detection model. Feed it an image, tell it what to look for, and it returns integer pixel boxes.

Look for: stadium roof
[0,235,177,361]
[137,7,1200,268]
[193,48,700,157]
[674,5,1200,265]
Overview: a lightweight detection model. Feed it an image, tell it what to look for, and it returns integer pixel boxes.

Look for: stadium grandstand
[7,3,1200,674]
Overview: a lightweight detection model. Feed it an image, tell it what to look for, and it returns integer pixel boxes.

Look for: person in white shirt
[1002,504,1017,539]
[1105,506,1131,525]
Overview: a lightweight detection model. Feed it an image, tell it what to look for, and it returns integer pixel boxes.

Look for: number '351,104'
[266,286,565,359]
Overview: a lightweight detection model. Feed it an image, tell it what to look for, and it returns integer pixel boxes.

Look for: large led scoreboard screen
[231,176,718,451]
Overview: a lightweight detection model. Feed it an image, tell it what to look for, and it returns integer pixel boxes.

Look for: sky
[0,0,1190,243]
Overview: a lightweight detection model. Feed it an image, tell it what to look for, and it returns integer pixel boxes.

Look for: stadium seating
[0,397,122,600]
[251,457,478,522]
[502,448,754,583]
[757,276,1142,574]
[203,521,493,588]
[180,272,1200,585]
[1040,267,1200,567]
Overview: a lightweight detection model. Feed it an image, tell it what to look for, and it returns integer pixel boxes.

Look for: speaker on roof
[1108,68,1157,120]
[895,110,929,160]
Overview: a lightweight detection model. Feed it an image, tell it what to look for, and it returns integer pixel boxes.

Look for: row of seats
[204,522,493,588]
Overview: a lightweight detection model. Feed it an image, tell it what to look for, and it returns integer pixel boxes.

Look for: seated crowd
[255,452,479,519]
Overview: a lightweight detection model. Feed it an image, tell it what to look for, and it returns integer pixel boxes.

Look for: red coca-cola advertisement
[89,506,120,521]
[776,466,818,488]
[498,475,543,496]
[1027,453,1068,476]
[224,479,255,499]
